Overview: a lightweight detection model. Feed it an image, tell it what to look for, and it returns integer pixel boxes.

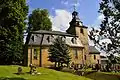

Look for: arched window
[80,28,84,34]
[34,49,38,59]
[84,55,86,60]
[94,55,96,60]
[74,48,78,59]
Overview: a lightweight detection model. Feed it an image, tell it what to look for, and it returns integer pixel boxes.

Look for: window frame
[46,36,50,43]
[34,49,38,60]
[94,55,96,60]
[80,28,84,34]
[84,55,86,60]
[74,48,78,59]
[71,38,77,44]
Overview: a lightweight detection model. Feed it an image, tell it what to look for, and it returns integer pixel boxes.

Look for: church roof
[28,30,83,48]
[66,37,83,48]
[32,30,77,37]
[89,46,100,54]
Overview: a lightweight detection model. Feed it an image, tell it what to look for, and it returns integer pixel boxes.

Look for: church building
[24,10,100,67]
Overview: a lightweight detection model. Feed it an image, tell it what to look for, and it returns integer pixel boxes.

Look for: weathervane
[73,0,78,11]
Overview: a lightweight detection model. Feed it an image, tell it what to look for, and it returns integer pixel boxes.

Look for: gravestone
[18,66,22,74]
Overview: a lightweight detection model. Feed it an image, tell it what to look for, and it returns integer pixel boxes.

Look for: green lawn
[84,72,120,80]
[0,65,120,80]
[0,65,90,80]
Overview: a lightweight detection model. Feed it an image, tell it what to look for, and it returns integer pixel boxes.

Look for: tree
[0,0,28,64]
[48,36,71,68]
[28,8,52,31]
[89,0,120,68]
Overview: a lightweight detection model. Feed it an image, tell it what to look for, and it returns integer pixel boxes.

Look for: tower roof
[72,11,78,16]
[69,9,83,27]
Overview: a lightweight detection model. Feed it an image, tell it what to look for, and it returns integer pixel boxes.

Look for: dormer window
[71,38,77,44]
[46,36,50,43]
[31,35,37,42]
[60,36,66,41]
[62,36,66,41]
[31,36,34,41]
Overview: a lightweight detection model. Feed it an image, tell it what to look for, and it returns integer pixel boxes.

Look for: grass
[84,72,120,80]
[0,65,120,80]
[0,65,91,80]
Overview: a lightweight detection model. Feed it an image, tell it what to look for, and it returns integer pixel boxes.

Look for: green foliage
[0,0,28,64]
[28,8,52,31]
[99,0,120,60]
[89,0,120,65]
[48,36,71,68]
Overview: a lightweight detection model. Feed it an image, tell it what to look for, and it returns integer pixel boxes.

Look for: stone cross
[73,0,78,11]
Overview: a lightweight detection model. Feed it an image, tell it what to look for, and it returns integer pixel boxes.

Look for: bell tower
[66,3,90,65]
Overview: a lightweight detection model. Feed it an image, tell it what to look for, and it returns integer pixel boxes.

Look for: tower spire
[72,0,79,19]
[73,5,76,11]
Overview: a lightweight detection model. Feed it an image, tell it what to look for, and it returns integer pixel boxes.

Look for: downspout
[30,44,32,65]
[39,34,44,67]
[82,48,84,65]
[24,31,32,66]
